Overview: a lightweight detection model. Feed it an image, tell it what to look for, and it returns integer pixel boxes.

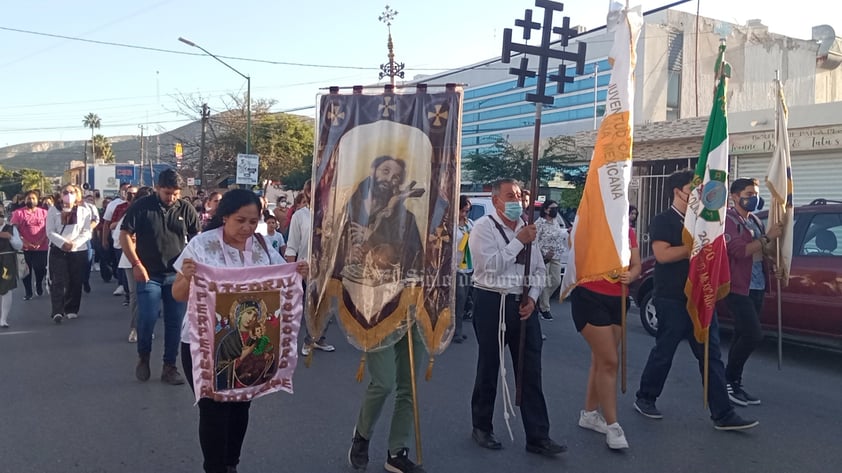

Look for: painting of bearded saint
[328,122,430,329]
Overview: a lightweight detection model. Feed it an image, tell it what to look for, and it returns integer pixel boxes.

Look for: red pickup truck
[629,199,842,350]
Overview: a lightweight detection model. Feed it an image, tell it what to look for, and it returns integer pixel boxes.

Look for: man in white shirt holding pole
[285,180,334,355]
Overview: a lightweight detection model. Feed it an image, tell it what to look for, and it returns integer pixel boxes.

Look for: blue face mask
[739,196,759,212]
[503,201,523,221]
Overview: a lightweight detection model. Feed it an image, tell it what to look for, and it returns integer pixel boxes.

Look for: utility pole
[138,125,146,186]
[200,103,209,191]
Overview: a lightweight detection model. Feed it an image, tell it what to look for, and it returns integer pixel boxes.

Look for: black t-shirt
[650,207,689,302]
[121,194,200,277]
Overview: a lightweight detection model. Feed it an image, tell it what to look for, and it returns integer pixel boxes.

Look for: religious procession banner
[309,85,463,354]
[560,4,642,297]
[186,261,303,403]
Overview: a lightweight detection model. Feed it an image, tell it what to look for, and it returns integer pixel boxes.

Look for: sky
[0,0,835,148]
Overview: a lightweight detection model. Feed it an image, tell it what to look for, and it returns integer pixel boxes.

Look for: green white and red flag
[682,43,732,343]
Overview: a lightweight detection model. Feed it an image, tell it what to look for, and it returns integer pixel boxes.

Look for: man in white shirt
[468,179,564,457]
[102,182,130,294]
[284,180,334,355]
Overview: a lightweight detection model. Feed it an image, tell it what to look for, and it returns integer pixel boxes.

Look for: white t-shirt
[174,228,285,343]
[284,207,311,261]
[102,197,124,222]
[262,231,286,253]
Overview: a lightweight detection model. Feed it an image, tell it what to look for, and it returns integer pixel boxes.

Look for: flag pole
[776,205,783,370]
[621,284,627,393]
[404,317,424,464]
[774,72,784,371]
[702,327,710,409]
[517,102,543,406]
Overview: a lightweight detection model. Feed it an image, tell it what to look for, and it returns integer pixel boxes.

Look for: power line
[0,26,382,71]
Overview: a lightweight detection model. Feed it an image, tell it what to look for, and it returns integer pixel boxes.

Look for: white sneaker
[128,329,137,343]
[113,286,125,296]
[578,410,608,434]
[312,340,335,352]
[606,423,629,449]
[301,344,312,356]
[66,313,78,320]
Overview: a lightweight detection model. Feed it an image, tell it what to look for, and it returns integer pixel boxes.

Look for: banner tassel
[355,353,366,383]
[425,357,435,381]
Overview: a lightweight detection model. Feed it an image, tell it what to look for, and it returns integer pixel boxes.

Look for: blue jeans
[136,273,185,365]
[636,297,733,422]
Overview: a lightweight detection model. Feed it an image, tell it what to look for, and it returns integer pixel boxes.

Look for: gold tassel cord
[355,353,367,383]
[425,357,435,381]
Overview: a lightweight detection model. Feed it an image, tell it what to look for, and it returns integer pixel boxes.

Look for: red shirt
[581,228,638,296]
[10,206,49,251]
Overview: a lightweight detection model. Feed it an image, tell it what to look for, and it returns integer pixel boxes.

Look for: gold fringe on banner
[355,353,367,383]
[425,357,435,381]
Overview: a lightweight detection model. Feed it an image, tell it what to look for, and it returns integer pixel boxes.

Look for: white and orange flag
[560,4,642,297]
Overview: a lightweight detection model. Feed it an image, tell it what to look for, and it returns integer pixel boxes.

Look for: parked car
[629,199,842,350]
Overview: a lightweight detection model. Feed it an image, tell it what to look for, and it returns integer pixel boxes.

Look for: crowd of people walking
[2,167,772,473]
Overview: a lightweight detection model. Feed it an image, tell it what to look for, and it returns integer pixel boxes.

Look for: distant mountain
[0,119,203,176]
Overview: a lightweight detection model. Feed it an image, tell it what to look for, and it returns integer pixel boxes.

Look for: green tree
[82,113,101,170]
[0,167,46,198]
[464,135,579,186]
[92,134,115,163]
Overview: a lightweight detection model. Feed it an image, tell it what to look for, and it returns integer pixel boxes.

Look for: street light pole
[178,37,251,154]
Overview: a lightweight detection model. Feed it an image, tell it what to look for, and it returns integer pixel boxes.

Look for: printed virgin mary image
[214,299,277,390]
[316,120,431,341]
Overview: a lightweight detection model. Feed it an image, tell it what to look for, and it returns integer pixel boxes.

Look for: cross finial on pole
[378,5,405,84]
[502,0,588,105]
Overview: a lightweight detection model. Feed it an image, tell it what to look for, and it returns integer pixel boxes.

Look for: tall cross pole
[379,5,405,86]
[376,5,421,465]
[502,0,587,406]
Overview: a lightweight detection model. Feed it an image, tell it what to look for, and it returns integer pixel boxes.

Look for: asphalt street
[1,276,841,473]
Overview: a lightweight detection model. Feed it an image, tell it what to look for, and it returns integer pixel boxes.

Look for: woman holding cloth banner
[172,189,308,473]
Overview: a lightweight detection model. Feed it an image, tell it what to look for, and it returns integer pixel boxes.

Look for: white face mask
[62,193,77,206]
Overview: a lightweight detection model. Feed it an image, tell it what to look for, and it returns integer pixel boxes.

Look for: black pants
[471,288,550,443]
[22,250,48,298]
[49,249,87,316]
[725,290,765,384]
[181,343,251,473]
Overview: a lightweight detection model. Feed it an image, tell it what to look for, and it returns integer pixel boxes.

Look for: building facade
[411,6,842,254]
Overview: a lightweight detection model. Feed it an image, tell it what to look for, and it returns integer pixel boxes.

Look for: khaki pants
[539,259,563,313]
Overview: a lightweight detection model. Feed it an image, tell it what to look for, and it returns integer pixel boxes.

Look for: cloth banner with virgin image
[186,261,303,403]
[309,85,463,354]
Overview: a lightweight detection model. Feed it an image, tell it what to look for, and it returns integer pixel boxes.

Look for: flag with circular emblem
[683,43,732,343]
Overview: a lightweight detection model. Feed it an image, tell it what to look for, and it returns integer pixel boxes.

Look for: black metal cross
[502,0,587,105]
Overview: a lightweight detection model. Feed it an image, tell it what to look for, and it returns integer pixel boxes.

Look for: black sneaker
[714,411,759,431]
[348,430,369,470]
[727,383,749,407]
[385,448,425,473]
[731,382,761,405]
[540,311,554,321]
[634,397,663,419]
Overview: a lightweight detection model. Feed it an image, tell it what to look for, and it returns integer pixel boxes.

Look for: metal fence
[630,158,698,258]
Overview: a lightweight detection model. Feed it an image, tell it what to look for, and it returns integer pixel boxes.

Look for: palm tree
[92,134,115,163]
[82,113,101,184]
